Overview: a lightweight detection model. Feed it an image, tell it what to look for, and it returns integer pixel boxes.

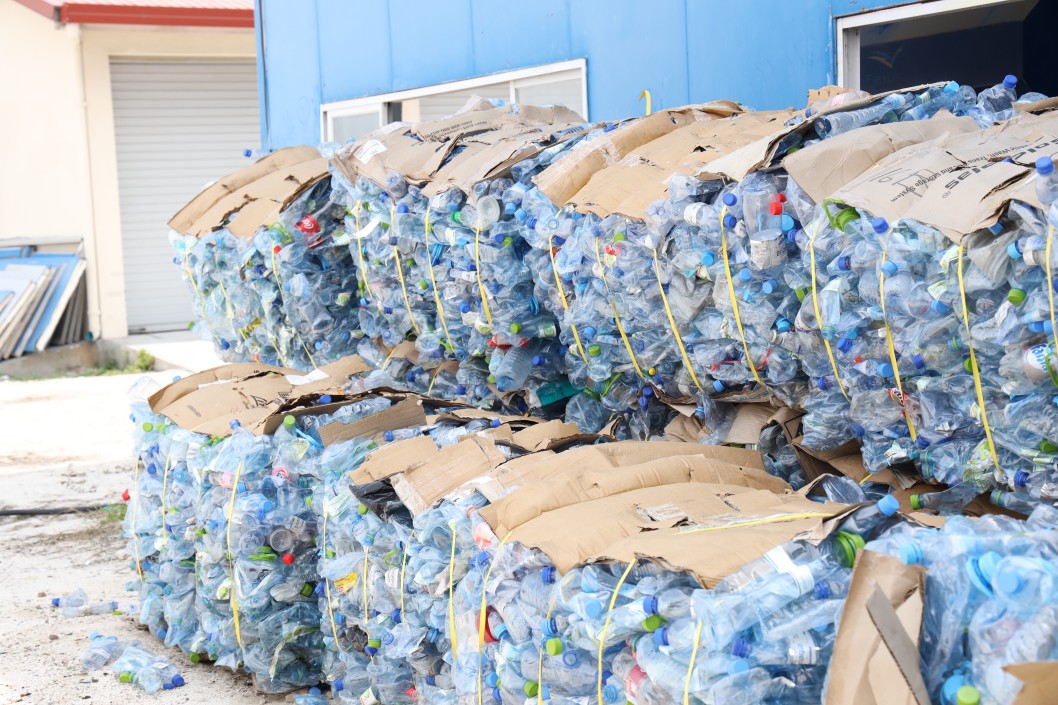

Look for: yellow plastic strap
[597,560,637,705]
[400,530,413,620]
[448,522,460,661]
[548,233,590,365]
[877,230,917,441]
[391,206,420,336]
[593,238,647,380]
[423,211,455,352]
[271,248,317,368]
[806,220,849,399]
[956,244,1003,479]
[160,453,172,532]
[131,459,143,581]
[474,217,494,326]
[213,264,247,341]
[225,461,244,648]
[680,511,831,535]
[718,207,765,388]
[352,202,378,307]
[651,253,703,390]
[682,621,704,705]
[183,251,224,349]
[1047,225,1057,347]
[362,547,370,626]
[322,513,342,649]
[427,367,441,396]
[478,532,513,705]
[639,89,652,116]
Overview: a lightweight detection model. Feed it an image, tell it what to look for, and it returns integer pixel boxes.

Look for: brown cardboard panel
[783,115,979,203]
[509,420,581,451]
[318,396,427,447]
[154,372,296,434]
[534,103,742,208]
[352,436,438,485]
[825,550,926,705]
[829,111,1058,243]
[147,362,296,413]
[1005,662,1058,705]
[569,110,796,218]
[168,146,323,235]
[480,453,788,538]
[392,436,509,515]
[1015,96,1058,113]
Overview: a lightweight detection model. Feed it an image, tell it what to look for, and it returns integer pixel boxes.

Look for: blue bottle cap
[995,567,1024,596]
[51,597,59,606]
[582,326,597,340]
[838,256,851,271]
[930,299,953,315]
[504,202,516,215]
[334,679,344,692]
[723,214,738,230]
[942,673,969,705]
[729,658,750,675]
[1037,156,1054,176]
[542,566,556,584]
[712,380,726,393]
[485,672,499,687]
[424,676,436,686]
[1008,241,1024,259]
[602,684,620,703]
[526,217,537,230]
[813,580,831,600]
[653,627,669,646]
[455,384,467,395]
[171,675,185,687]
[1029,321,1045,334]
[738,268,752,283]
[642,595,659,615]
[900,542,924,566]
[146,463,157,475]
[319,394,332,405]
[397,204,409,214]
[163,683,174,690]
[776,317,792,333]
[877,362,895,378]
[584,599,604,619]
[562,651,579,667]
[731,638,750,658]
[722,193,738,207]
[989,222,1004,236]
[781,214,795,232]
[1014,470,1030,488]
[871,217,889,234]
[492,687,502,702]
[701,250,716,266]
[384,431,395,442]
[967,551,1001,597]
[1003,75,1018,90]
[880,260,898,276]
[816,377,830,391]
[836,337,853,353]
[494,623,509,641]
[763,279,779,294]
[877,494,900,516]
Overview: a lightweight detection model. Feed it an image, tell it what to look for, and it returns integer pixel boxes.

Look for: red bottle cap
[273,245,282,254]
[121,489,130,502]
[769,201,783,215]
[281,553,295,565]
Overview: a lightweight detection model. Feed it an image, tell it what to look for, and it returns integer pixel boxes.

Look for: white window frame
[836,0,1028,90]
[320,59,588,141]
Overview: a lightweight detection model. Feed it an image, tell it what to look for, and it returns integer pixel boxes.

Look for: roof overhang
[14,0,254,28]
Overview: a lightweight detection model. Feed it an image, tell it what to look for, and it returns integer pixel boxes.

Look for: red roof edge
[60,4,253,28]
[13,0,60,22]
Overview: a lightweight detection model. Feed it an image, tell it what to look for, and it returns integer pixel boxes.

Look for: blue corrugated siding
[256,0,918,149]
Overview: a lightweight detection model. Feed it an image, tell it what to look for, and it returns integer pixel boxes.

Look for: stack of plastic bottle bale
[446,495,904,705]
[192,416,327,691]
[170,161,361,371]
[124,377,174,642]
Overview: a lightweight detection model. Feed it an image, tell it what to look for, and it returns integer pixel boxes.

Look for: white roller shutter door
[111,60,259,332]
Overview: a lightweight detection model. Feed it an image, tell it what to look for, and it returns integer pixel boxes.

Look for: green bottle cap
[963,358,974,373]
[1041,439,1058,454]
[510,322,523,334]
[283,415,296,428]
[956,686,981,705]
[545,637,564,656]
[300,582,315,596]
[1008,288,1027,306]
[501,237,514,247]
[835,530,865,568]
[367,638,382,648]
[452,212,462,224]
[909,494,923,511]
[641,614,665,632]
[487,375,496,384]
[418,279,428,290]
[523,681,539,697]
[588,345,602,356]
[189,652,202,664]
[834,208,860,232]
[794,287,808,302]
[142,422,153,432]
[358,502,369,515]
[613,232,626,242]
[119,672,133,684]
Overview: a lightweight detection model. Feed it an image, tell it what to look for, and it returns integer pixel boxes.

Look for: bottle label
[1022,343,1056,385]
[786,632,818,665]
[296,215,321,235]
[763,546,796,574]
[359,687,379,705]
[749,235,786,270]
[788,565,816,595]
[334,571,360,594]
[336,292,352,306]
[1025,248,1048,268]
[287,516,307,534]
[684,202,709,226]
[927,280,948,301]
[385,568,400,590]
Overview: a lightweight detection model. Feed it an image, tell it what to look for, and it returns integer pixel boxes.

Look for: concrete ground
[0,357,284,703]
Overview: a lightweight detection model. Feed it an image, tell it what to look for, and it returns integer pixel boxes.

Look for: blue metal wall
[255,0,917,149]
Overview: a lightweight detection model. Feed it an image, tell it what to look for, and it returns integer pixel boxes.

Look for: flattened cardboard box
[480,452,788,538]
[569,110,795,218]
[148,362,297,413]
[830,110,1058,243]
[783,114,979,204]
[825,550,927,705]
[534,102,743,208]
[168,146,329,238]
